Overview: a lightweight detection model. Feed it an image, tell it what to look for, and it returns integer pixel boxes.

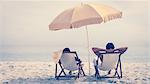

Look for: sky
[0,0,150,62]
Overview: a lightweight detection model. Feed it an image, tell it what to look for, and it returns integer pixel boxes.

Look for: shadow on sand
[4,76,127,84]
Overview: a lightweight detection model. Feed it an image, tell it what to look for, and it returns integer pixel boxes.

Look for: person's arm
[115,47,128,54]
[70,51,78,58]
[70,51,82,64]
[92,47,106,52]
[92,47,107,55]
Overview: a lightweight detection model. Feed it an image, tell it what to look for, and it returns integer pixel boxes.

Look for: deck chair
[92,47,127,79]
[54,51,85,79]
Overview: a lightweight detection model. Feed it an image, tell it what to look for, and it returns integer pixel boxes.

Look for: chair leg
[114,58,122,78]
[55,64,57,78]
[114,67,118,76]
[57,62,66,78]
[58,70,63,76]
[81,67,86,76]
[115,55,121,77]
[120,60,123,78]
[79,64,85,76]
[77,67,81,78]
[61,69,66,76]
[116,71,120,78]
[94,65,100,77]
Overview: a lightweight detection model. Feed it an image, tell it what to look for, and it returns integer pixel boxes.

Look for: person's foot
[108,70,111,74]
[69,71,72,75]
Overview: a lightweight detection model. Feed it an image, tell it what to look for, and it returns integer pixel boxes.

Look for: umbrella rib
[70,8,76,28]
[86,4,122,23]
[70,4,104,28]
[86,4,104,21]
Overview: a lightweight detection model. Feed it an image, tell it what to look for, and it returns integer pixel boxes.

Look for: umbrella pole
[85,26,91,75]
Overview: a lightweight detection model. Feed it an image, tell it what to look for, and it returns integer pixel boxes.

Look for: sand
[0,61,150,84]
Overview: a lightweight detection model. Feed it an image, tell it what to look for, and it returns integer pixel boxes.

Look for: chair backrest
[99,53,120,71]
[60,53,78,71]
[92,47,128,71]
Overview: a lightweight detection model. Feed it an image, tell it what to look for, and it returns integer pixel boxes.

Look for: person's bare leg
[108,70,111,74]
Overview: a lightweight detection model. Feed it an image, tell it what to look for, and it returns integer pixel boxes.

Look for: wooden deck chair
[55,52,85,79]
[92,47,127,79]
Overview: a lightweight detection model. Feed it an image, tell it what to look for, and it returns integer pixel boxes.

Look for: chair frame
[93,47,127,79]
[55,52,85,79]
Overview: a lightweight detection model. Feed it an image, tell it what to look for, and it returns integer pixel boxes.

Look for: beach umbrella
[49,3,122,74]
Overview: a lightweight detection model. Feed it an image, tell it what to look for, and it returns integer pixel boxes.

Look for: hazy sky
[0,0,149,61]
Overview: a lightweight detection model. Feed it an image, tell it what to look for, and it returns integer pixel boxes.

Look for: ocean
[0,45,149,62]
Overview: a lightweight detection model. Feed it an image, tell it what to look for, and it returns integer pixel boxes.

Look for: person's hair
[106,42,115,49]
[63,48,70,53]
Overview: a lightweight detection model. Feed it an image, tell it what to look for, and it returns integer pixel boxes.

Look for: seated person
[62,48,82,75]
[62,48,81,63]
[92,42,128,75]
[62,47,71,53]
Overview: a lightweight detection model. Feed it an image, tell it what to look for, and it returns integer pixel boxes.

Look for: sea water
[0,45,149,62]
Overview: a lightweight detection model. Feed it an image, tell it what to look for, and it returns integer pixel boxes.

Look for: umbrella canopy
[49,3,122,75]
[49,4,122,30]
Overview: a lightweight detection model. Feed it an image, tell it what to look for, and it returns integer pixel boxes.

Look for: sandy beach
[0,61,150,84]
[0,0,149,84]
